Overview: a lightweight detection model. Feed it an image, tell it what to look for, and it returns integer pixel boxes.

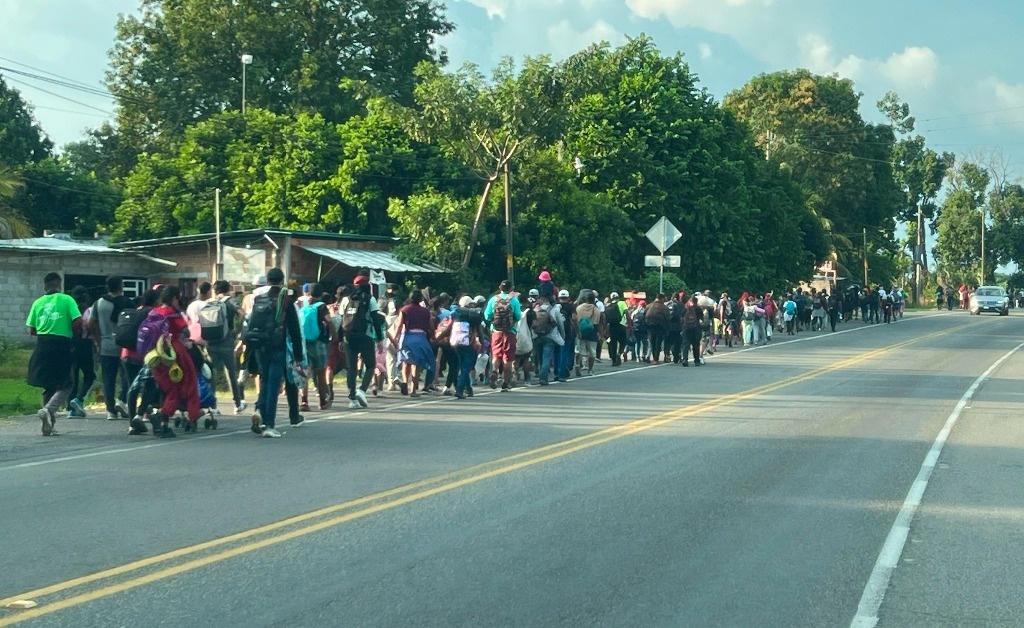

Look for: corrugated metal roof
[299,245,446,274]
[0,238,177,266]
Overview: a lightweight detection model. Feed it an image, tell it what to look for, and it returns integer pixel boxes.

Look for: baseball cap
[458,295,473,307]
[252,274,268,287]
[302,282,312,293]
[528,288,539,297]
[558,289,570,298]
[474,295,486,304]
[610,291,620,299]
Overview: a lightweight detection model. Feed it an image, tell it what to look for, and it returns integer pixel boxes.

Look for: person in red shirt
[148,285,200,438]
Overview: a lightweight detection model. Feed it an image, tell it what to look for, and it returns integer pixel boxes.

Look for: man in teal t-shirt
[25,272,82,436]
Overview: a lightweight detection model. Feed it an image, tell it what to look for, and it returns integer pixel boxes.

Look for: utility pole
[980,206,985,285]
[915,202,923,305]
[214,188,223,282]
[863,228,869,286]
[241,54,253,115]
[503,160,514,287]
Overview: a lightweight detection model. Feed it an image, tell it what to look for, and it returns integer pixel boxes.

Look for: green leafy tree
[0,163,29,238]
[403,57,565,269]
[724,70,902,266]
[107,0,452,147]
[387,189,479,277]
[510,149,633,291]
[934,160,989,283]
[989,183,1024,271]
[12,158,122,236]
[557,37,825,291]
[0,76,52,164]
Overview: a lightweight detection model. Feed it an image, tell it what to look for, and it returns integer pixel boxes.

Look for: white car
[969,286,1010,316]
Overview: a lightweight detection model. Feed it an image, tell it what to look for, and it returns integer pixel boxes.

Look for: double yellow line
[0,325,961,625]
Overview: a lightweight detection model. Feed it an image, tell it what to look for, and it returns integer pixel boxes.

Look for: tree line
[1,0,1021,294]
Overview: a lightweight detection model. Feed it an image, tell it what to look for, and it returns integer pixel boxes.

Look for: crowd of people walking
[25,268,917,439]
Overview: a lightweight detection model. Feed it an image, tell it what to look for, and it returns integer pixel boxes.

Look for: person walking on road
[681,294,704,367]
[484,280,522,392]
[26,272,82,436]
[245,268,304,438]
[90,276,135,420]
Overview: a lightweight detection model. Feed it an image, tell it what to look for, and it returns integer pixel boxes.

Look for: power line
[0,55,103,91]
[0,66,116,100]
[3,75,114,115]
[33,105,110,118]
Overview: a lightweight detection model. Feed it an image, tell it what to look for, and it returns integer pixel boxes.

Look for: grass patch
[0,379,37,416]
[0,347,36,415]
[0,347,31,379]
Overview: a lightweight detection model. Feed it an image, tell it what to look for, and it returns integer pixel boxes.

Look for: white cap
[528,288,539,296]
[474,295,486,304]
[458,296,473,307]
[252,274,268,287]
[610,291,620,299]
[558,289,570,298]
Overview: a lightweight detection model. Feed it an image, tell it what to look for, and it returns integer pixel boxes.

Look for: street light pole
[980,206,985,285]
[240,53,253,115]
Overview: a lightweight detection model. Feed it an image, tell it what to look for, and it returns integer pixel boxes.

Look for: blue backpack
[301,302,324,341]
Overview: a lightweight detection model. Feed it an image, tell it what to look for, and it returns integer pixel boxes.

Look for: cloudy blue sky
[2,0,1024,177]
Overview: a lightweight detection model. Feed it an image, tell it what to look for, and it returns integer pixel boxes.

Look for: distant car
[969,286,1009,316]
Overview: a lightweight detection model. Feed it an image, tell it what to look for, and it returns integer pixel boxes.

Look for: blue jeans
[535,336,556,383]
[256,348,286,428]
[455,345,476,392]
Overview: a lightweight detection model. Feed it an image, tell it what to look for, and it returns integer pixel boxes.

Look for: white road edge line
[849,339,1024,628]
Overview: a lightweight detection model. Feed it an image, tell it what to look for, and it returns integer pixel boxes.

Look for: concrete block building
[0,236,176,342]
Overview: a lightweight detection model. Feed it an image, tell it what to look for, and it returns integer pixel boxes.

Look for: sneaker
[300,402,311,413]
[442,386,453,396]
[538,380,549,386]
[399,382,409,396]
[250,410,263,435]
[585,370,594,377]
[156,427,177,438]
[128,417,149,435]
[290,417,305,428]
[261,428,282,438]
[69,398,85,417]
[38,408,53,436]
[556,377,567,383]
[234,400,247,415]
[115,399,130,417]
[237,369,248,386]
[355,388,369,408]
[575,365,582,377]
[466,386,474,398]
[106,411,119,421]
[682,361,690,367]
[500,385,510,392]
[489,372,499,389]
[348,400,360,409]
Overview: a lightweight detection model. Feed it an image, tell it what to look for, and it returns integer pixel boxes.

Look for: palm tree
[0,163,30,239]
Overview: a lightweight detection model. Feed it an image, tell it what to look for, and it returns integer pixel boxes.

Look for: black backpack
[683,305,700,329]
[115,307,150,350]
[244,291,286,350]
[341,286,370,337]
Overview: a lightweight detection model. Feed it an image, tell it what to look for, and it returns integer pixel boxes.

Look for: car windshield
[975,288,1002,297]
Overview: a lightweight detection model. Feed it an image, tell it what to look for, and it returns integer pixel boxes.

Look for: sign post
[645,216,682,293]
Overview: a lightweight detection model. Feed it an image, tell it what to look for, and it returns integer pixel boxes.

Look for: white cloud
[798,34,937,91]
[879,47,937,90]
[463,0,511,18]
[625,0,777,35]
[698,42,713,59]
[547,19,625,58]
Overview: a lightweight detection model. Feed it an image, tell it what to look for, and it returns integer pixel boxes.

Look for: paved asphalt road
[1,310,1023,627]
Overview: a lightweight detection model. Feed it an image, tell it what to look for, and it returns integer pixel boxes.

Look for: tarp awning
[299,245,446,273]
[0,237,177,266]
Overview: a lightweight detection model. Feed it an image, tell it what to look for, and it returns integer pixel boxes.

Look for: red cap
[353,275,369,285]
